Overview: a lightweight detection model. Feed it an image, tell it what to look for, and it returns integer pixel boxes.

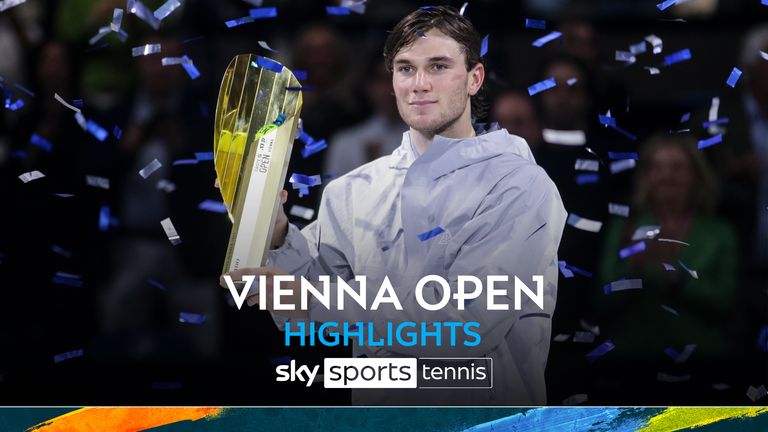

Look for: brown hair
[633,133,718,214]
[383,6,487,119]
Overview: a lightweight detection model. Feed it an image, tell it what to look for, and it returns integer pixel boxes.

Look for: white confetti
[160,217,182,245]
[657,238,690,246]
[608,203,630,217]
[575,159,599,172]
[573,331,596,343]
[553,334,571,342]
[161,56,192,66]
[644,66,661,75]
[156,179,176,192]
[604,278,643,293]
[657,372,691,383]
[132,43,162,57]
[111,8,124,32]
[85,175,110,190]
[257,40,279,53]
[289,205,315,220]
[645,34,663,54]
[54,93,80,113]
[0,0,26,12]
[153,0,181,21]
[610,158,637,174]
[567,214,603,233]
[632,225,661,241]
[139,158,162,179]
[542,129,586,146]
[18,170,45,183]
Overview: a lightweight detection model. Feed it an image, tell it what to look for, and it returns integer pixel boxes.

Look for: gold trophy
[214,54,303,273]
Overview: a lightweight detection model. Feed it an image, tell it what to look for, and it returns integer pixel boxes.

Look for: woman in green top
[592,133,741,404]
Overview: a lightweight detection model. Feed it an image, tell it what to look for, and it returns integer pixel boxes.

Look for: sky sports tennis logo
[275,357,492,389]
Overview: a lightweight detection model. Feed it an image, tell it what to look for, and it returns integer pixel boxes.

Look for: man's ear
[468,62,485,96]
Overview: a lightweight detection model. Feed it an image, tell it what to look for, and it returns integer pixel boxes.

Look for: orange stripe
[27,407,223,432]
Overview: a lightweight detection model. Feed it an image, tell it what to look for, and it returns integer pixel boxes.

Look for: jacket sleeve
[309,166,567,357]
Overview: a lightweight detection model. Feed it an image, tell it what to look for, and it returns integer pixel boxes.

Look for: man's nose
[413,70,431,91]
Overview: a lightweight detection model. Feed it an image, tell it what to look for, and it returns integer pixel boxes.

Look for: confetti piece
[598,114,616,128]
[666,343,696,363]
[608,203,630,217]
[558,261,574,278]
[138,158,162,179]
[575,159,599,172]
[645,34,663,54]
[113,125,122,139]
[127,0,160,30]
[542,129,586,146]
[179,312,207,324]
[664,48,692,66]
[179,55,200,79]
[172,158,198,165]
[607,152,638,160]
[198,200,227,213]
[225,16,255,28]
[340,0,366,14]
[54,92,80,113]
[0,0,26,12]
[644,66,661,75]
[18,170,44,183]
[52,245,72,258]
[252,56,283,73]
[326,6,351,15]
[573,331,596,343]
[567,77,578,86]
[657,237,690,246]
[111,8,123,31]
[553,333,571,342]
[88,27,111,46]
[525,18,546,29]
[160,217,181,245]
[301,139,327,158]
[249,6,277,19]
[289,173,321,188]
[562,394,588,405]
[619,241,646,259]
[55,193,74,198]
[72,99,84,108]
[418,226,445,241]
[760,51,768,61]
[663,263,676,271]
[156,179,176,192]
[258,40,279,53]
[615,51,636,64]
[52,273,84,287]
[610,158,636,174]
[480,34,489,57]
[697,134,722,149]
[132,43,162,57]
[289,205,315,220]
[532,31,562,48]
[528,77,556,96]
[579,319,600,335]
[603,279,643,294]
[147,279,167,291]
[13,82,34,97]
[586,340,614,363]
[29,134,52,152]
[657,0,678,10]
[680,112,691,122]
[195,151,214,161]
[98,206,110,231]
[632,225,660,240]
[726,67,742,88]
[153,0,181,20]
[5,98,24,111]
[458,1,468,15]
[54,349,83,363]
[86,175,109,190]
[657,372,691,383]
[747,385,768,402]
[293,70,308,80]
[702,118,729,128]
[575,173,599,185]
[677,259,698,279]
[661,304,679,316]
[567,214,602,232]
[86,119,108,142]
[630,41,647,55]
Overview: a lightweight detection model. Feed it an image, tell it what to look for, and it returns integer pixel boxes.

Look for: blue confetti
[598,114,617,127]
[564,262,592,277]
[180,55,201,80]
[702,118,729,128]
[619,241,646,259]
[301,139,327,158]
[697,134,722,149]
[657,0,678,10]
[147,278,167,291]
[586,340,614,363]
[326,6,351,15]
[289,173,321,187]
[249,7,277,19]
[420,6,433,10]
[52,272,84,288]
[99,206,110,232]
[480,34,489,57]
[603,278,643,294]
[726,67,742,88]
[273,113,286,125]
[182,35,204,44]
[763,0,768,5]
[72,99,84,108]
[195,151,214,161]
[172,158,199,165]
[30,134,52,152]
[54,349,84,363]
[86,119,108,142]
[252,56,283,74]
[575,173,599,185]
[198,199,227,213]
[608,152,639,160]
[664,346,680,360]
[11,149,26,160]
[757,325,768,352]
[417,226,445,241]
[525,18,546,29]
[528,77,556,96]
[558,261,574,278]
[52,245,72,258]
[113,125,122,139]
[13,83,35,97]
[664,48,692,66]
[680,112,690,123]
[179,312,207,324]
[293,70,308,80]
[6,98,24,111]
[298,185,309,197]
[225,16,255,28]
[532,31,562,48]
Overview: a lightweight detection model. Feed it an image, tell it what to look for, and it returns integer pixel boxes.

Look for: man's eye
[432,63,447,70]
[398,66,413,73]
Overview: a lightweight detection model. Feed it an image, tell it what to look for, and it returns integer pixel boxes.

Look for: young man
[223,6,566,405]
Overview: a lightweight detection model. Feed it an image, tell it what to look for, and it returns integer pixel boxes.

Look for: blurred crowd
[0,0,765,405]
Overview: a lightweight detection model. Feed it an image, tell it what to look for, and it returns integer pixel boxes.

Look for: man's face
[391,29,483,135]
